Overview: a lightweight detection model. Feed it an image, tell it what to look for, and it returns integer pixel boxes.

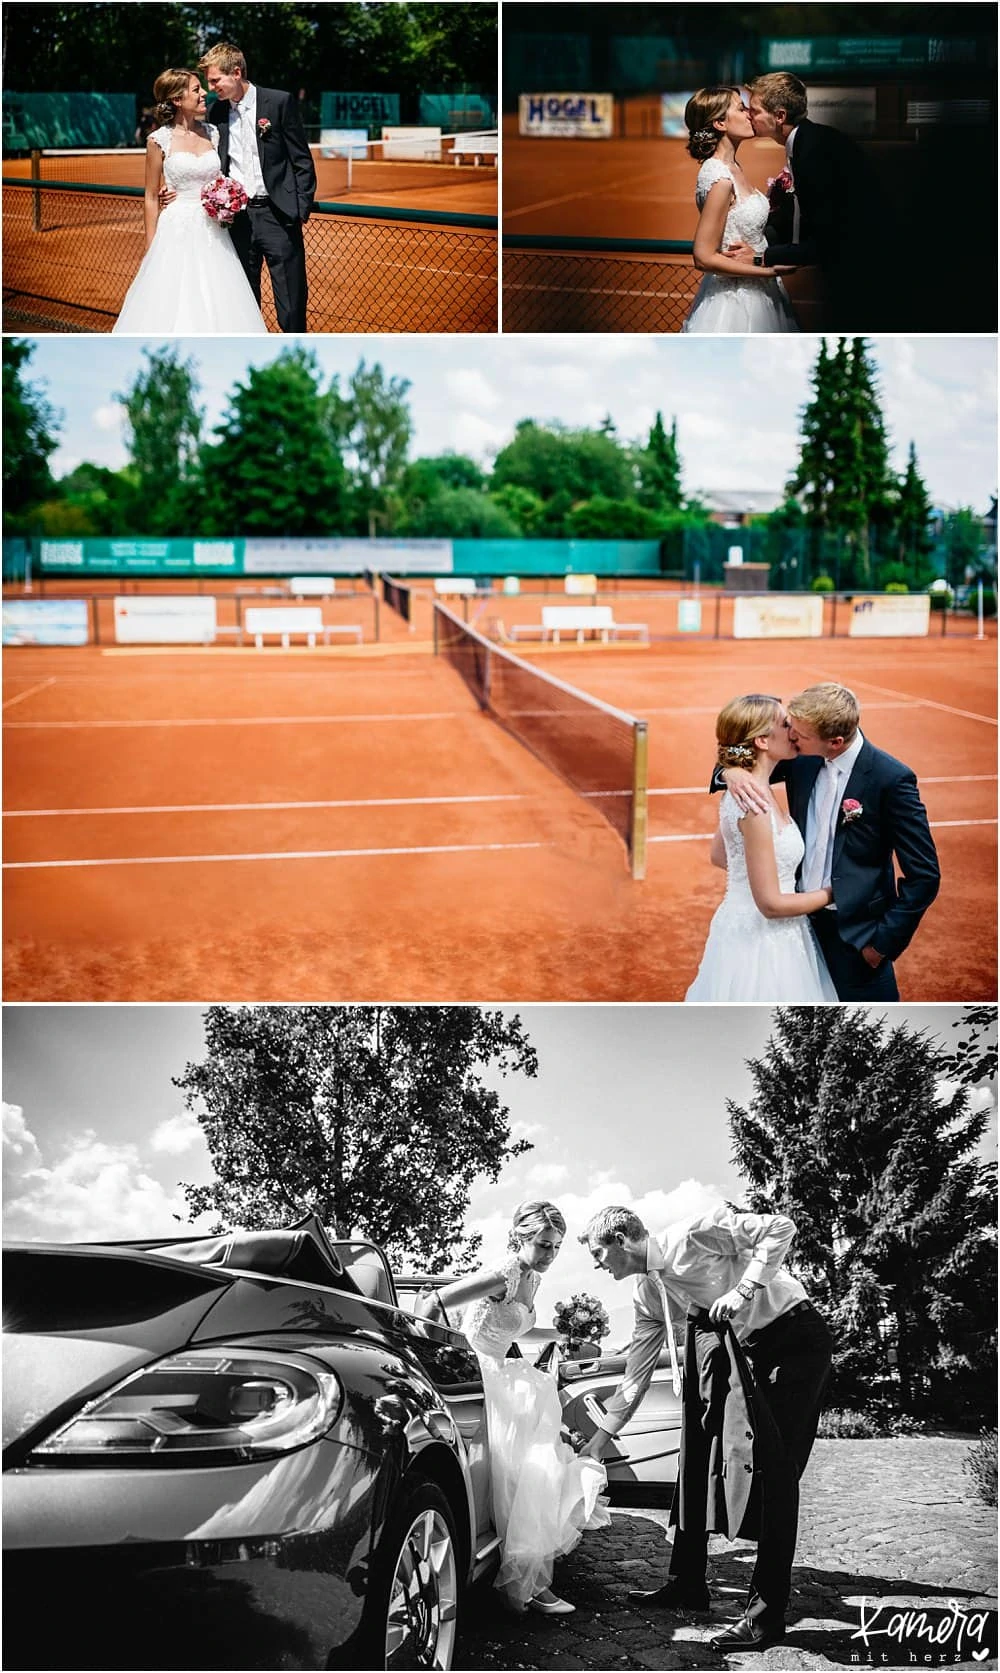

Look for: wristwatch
[752,255,764,267]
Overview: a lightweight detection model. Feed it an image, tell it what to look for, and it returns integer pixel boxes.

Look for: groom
[579,1203,833,1652]
[199,41,316,332]
[727,71,893,330]
[715,681,940,1000]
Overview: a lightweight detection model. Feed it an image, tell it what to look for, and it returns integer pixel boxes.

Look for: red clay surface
[4,608,995,1003]
[2,149,497,332]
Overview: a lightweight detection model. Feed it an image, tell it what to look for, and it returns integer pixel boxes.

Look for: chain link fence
[502,236,697,332]
[2,177,497,332]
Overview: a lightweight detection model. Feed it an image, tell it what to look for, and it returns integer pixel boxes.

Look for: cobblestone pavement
[456,1439,998,1672]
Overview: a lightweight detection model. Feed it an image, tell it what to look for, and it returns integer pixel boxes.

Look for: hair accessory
[692,127,717,143]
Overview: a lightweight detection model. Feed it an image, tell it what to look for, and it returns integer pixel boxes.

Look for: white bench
[509,605,649,644]
[452,133,498,166]
[242,606,362,648]
[289,576,336,597]
[433,576,478,595]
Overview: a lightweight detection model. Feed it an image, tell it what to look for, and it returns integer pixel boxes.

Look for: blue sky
[24,334,997,510]
[3,1003,994,1341]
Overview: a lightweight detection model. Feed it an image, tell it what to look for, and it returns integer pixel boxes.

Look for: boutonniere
[766,166,794,208]
[841,798,863,825]
[257,116,272,137]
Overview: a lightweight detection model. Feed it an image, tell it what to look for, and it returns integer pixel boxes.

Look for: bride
[417,1201,609,1614]
[113,69,267,334]
[686,694,838,1001]
[681,86,798,334]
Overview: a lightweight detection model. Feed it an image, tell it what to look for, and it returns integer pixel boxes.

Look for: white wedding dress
[113,125,267,334]
[682,159,798,334]
[460,1256,611,1608]
[686,792,838,1001]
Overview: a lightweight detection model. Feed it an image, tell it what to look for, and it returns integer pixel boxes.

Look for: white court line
[5,773,994,821]
[3,710,465,730]
[2,677,56,711]
[650,817,999,844]
[803,673,996,727]
[2,839,554,872]
[504,169,668,220]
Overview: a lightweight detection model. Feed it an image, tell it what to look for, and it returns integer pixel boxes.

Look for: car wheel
[345,1477,461,1671]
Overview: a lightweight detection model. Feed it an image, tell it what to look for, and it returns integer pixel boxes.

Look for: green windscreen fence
[2,92,136,152]
[419,91,496,129]
[503,33,593,95]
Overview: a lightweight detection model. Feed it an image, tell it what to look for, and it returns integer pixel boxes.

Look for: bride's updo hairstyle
[684,86,741,161]
[716,693,783,769]
[152,69,200,127]
[507,1200,567,1252]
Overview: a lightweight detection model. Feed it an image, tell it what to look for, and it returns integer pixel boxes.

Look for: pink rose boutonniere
[257,116,272,138]
[841,798,863,825]
[766,166,794,211]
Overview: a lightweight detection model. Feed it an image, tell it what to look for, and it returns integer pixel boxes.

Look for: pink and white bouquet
[553,1292,611,1353]
[201,175,248,225]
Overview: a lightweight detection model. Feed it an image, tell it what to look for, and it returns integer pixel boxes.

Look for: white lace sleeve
[150,126,172,156]
[459,1256,517,1345]
[695,157,735,210]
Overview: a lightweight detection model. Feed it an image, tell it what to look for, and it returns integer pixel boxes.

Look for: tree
[566,495,666,539]
[887,441,934,587]
[397,485,520,538]
[941,507,988,589]
[491,420,634,508]
[327,360,413,534]
[936,1006,998,1091]
[204,347,347,535]
[727,1008,997,1425]
[117,345,204,533]
[175,1005,538,1269]
[636,412,683,513]
[3,339,60,523]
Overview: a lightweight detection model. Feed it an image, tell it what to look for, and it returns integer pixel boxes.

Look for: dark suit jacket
[763,118,893,329]
[670,1316,761,1541]
[210,85,316,222]
[712,738,940,961]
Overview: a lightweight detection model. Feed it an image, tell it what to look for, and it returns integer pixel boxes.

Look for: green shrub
[980,588,997,618]
[811,574,835,593]
[884,581,909,594]
[963,1429,998,1507]
[817,1408,885,1439]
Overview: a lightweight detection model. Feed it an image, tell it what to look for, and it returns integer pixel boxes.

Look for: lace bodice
[695,159,770,253]
[719,791,804,914]
[152,125,222,198]
[461,1255,539,1360]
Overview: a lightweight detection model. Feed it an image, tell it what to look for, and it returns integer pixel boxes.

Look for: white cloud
[443,367,501,412]
[444,410,509,460]
[525,1161,570,1188]
[150,1112,206,1156]
[92,403,124,432]
[3,1127,211,1243]
[2,1103,40,1163]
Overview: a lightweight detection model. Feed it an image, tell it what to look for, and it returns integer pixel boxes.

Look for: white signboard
[733,594,824,639]
[113,596,217,644]
[660,92,695,137]
[565,573,598,595]
[193,540,237,568]
[2,599,89,646]
[807,86,878,137]
[518,94,614,138]
[848,594,931,637]
[677,598,702,633]
[320,128,368,159]
[382,126,441,160]
[243,538,453,575]
[290,576,336,596]
[434,576,477,594]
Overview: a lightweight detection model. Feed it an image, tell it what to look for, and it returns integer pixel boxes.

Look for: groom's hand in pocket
[861,944,886,969]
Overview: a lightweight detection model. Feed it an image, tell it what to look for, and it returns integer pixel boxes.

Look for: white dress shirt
[228,82,267,199]
[802,727,865,893]
[595,1206,807,1436]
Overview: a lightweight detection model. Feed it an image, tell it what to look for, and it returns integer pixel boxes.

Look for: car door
[557,1344,683,1492]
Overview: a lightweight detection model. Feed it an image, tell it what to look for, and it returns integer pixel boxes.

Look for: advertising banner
[806,87,877,136]
[320,128,368,158]
[113,597,217,644]
[321,92,399,128]
[733,594,824,638]
[565,573,598,595]
[848,594,931,637]
[419,93,495,130]
[660,92,695,137]
[2,599,89,647]
[762,36,975,72]
[677,598,703,633]
[243,538,453,575]
[518,94,614,138]
[382,127,442,160]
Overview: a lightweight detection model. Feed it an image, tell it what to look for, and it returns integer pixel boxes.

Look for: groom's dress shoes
[627,1580,711,1614]
[710,1614,786,1652]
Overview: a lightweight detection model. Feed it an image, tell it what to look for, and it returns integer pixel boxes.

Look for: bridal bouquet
[201,175,248,225]
[553,1292,611,1358]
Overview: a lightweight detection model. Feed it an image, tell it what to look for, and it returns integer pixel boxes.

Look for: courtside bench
[243,606,362,648]
[508,605,649,644]
[451,133,499,166]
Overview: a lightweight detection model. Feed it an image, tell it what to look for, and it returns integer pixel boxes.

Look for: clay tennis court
[4,606,995,1003]
[2,146,497,332]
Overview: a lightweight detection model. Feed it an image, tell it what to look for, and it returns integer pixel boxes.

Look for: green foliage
[3,340,60,525]
[488,484,548,537]
[202,348,347,535]
[811,574,835,592]
[175,1005,538,1269]
[942,507,988,588]
[964,1429,998,1507]
[727,1008,998,1425]
[492,420,635,508]
[635,412,683,513]
[398,485,520,538]
[116,345,204,534]
[327,360,412,534]
[817,1408,885,1439]
[566,495,667,540]
[884,581,909,594]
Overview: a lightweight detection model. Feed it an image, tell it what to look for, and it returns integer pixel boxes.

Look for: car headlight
[30,1347,343,1466]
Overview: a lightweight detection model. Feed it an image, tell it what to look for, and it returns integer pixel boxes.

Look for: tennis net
[433,603,648,878]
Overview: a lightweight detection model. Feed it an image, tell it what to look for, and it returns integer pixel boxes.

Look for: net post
[31,147,42,231]
[433,601,439,654]
[630,720,649,881]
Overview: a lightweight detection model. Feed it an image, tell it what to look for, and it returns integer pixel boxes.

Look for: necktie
[804,762,838,892]
[651,1271,682,1396]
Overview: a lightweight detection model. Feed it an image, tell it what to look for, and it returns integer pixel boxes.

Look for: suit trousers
[668,1302,833,1624]
[810,909,900,1002]
[230,201,308,332]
